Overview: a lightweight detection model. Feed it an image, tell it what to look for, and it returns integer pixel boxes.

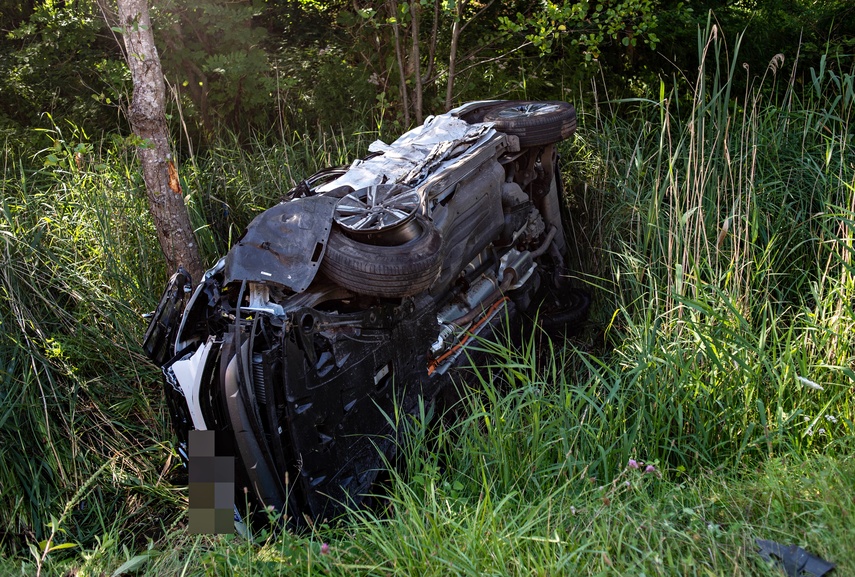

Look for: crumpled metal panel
[224,196,338,292]
[141,267,191,366]
[315,113,498,193]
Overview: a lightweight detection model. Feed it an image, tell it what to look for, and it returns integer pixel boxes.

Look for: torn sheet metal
[316,113,497,193]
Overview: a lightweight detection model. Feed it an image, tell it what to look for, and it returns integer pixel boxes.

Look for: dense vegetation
[3,0,854,142]
[1,1,853,575]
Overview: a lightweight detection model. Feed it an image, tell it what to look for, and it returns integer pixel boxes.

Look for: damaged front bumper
[144,259,509,528]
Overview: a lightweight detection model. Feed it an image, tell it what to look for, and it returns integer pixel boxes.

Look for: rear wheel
[483,101,577,147]
[535,286,591,337]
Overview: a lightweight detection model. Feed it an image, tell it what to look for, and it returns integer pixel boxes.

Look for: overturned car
[143,101,589,530]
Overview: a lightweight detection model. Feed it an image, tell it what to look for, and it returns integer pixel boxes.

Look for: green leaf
[112,553,157,577]
[48,542,78,551]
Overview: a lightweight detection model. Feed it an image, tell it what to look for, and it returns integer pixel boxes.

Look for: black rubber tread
[321,215,443,298]
[483,101,577,147]
[537,287,591,336]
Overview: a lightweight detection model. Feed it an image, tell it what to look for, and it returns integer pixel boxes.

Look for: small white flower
[825,415,838,423]
[797,376,824,391]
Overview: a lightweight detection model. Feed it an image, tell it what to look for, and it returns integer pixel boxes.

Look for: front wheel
[321,215,443,298]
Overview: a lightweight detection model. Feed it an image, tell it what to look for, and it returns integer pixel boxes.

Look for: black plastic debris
[755,539,835,576]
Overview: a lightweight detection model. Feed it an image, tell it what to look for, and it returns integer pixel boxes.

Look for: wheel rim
[334,184,421,244]
[305,167,347,190]
[491,102,564,120]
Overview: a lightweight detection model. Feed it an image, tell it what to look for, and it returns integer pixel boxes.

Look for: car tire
[483,101,576,147]
[321,215,443,298]
[537,287,591,336]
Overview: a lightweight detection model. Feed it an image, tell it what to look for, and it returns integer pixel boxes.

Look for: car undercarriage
[142,100,590,530]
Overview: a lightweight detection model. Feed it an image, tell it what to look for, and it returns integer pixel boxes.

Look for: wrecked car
[142,100,590,530]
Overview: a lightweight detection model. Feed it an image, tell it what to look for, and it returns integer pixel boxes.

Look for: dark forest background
[2,0,853,149]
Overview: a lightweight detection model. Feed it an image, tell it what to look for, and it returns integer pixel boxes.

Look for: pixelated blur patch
[188,430,235,534]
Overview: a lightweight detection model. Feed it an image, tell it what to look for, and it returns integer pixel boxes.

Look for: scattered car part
[755,539,835,577]
[142,100,590,531]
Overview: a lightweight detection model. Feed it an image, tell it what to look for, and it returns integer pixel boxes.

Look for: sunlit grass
[1,21,853,576]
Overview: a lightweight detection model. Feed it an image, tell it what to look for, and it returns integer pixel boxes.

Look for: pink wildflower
[645,465,656,473]
[320,543,330,555]
[628,458,639,469]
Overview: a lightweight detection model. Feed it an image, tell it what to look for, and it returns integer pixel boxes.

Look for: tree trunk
[116,0,204,283]
[409,1,423,124]
[388,0,410,126]
[421,0,440,86]
[445,0,467,111]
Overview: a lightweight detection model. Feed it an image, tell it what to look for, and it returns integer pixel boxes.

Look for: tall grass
[0,121,380,560]
[1,24,853,575]
[0,126,177,556]
[566,20,854,472]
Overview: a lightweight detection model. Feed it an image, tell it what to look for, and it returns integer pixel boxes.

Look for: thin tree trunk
[445,0,467,111]
[410,0,423,124]
[116,0,204,283]
[388,0,410,126]
[421,0,439,86]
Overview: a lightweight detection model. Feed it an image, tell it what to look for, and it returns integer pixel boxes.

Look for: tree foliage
[152,0,273,140]
[0,0,852,143]
[498,0,661,60]
[0,0,127,141]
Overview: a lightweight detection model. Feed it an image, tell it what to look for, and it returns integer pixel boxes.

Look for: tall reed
[0,127,174,553]
[567,18,854,472]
